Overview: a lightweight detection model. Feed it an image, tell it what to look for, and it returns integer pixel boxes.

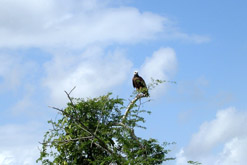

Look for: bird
[132,71,149,96]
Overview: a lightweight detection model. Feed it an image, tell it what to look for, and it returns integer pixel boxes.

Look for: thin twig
[68,86,76,95]
[48,106,64,113]
[64,88,76,106]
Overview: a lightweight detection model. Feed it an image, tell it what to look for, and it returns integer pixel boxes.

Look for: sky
[0,0,247,164]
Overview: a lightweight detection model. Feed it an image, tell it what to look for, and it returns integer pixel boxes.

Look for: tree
[37,82,175,164]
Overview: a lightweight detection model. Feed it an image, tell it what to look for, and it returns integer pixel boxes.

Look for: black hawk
[132,71,149,96]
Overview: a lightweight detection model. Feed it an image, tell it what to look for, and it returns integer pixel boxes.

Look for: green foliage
[188,160,202,165]
[148,78,176,91]
[37,92,175,164]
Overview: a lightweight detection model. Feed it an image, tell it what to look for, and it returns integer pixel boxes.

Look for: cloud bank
[0,0,209,49]
[0,0,165,48]
[176,107,247,165]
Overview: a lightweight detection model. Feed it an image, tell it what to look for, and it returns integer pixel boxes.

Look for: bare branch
[64,87,76,106]
[68,86,76,95]
[48,106,64,113]
[122,93,146,122]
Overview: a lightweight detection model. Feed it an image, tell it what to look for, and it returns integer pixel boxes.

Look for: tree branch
[40,136,93,145]
[48,106,63,113]
[122,93,146,122]
[68,86,76,95]
[116,122,144,149]
[64,86,76,106]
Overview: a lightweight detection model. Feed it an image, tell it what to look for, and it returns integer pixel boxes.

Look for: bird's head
[134,71,138,76]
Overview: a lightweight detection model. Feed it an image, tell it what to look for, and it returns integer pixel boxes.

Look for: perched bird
[132,71,149,96]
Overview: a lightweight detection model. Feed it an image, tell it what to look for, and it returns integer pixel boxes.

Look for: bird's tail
[142,88,149,97]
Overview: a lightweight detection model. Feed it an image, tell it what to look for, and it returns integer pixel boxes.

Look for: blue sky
[0,0,247,164]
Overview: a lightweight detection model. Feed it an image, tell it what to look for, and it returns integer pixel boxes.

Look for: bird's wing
[132,77,136,88]
[139,76,147,87]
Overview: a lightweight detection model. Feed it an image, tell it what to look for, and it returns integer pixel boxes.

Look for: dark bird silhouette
[132,71,149,96]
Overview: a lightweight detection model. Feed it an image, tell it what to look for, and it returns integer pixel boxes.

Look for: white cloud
[141,47,177,81]
[0,148,39,165]
[216,137,247,165]
[140,47,177,97]
[0,123,43,165]
[176,107,247,165]
[0,0,209,49]
[0,0,165,48]
[43,47,132,105]
[170,32,211,44]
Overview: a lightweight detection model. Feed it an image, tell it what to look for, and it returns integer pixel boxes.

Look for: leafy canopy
[37,81,175,164]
